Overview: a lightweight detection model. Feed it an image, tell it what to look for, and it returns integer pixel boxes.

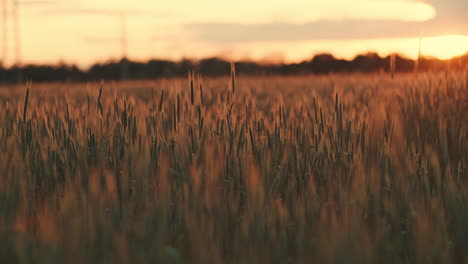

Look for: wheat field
[0,71,467,263]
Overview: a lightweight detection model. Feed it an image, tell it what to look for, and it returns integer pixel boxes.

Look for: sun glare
[422,35,468,60]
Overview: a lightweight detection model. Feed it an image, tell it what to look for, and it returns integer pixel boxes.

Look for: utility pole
[1,0,7,67]
[414,32,423,75]
[13,0,19,66]
[0,0,54,81]
[13,0,22,82]
[120,11,128,80]
[120,12,127,59]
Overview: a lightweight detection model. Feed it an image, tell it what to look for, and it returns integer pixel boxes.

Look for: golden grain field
[0,72,467,263]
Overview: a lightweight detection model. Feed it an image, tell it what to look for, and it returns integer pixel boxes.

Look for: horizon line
[5,50,468,70]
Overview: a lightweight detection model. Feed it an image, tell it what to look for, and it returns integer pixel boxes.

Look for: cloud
[184,0,467,43]
[185,21,420,43]
[56,0,436,24]
[161,0,435,24]
[424,0,467,18]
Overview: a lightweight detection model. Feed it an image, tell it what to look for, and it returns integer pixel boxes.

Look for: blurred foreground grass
[0,72,467,263]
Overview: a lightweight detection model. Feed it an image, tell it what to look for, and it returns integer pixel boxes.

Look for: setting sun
[421,35,468,59]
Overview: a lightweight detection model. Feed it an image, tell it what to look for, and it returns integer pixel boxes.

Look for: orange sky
[4,0,468,67]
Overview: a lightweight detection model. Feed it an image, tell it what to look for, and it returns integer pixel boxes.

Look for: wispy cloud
[185,0,467,43]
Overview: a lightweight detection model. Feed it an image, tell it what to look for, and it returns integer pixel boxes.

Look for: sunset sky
[6,0,468,67]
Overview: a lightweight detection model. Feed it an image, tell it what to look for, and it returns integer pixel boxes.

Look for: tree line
[1,52,467,82]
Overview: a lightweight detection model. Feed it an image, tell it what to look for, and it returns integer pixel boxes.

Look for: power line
[42,8,162,80]
[41,8,164,61]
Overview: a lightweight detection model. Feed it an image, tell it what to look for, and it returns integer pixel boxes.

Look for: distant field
[0,72,467,263]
